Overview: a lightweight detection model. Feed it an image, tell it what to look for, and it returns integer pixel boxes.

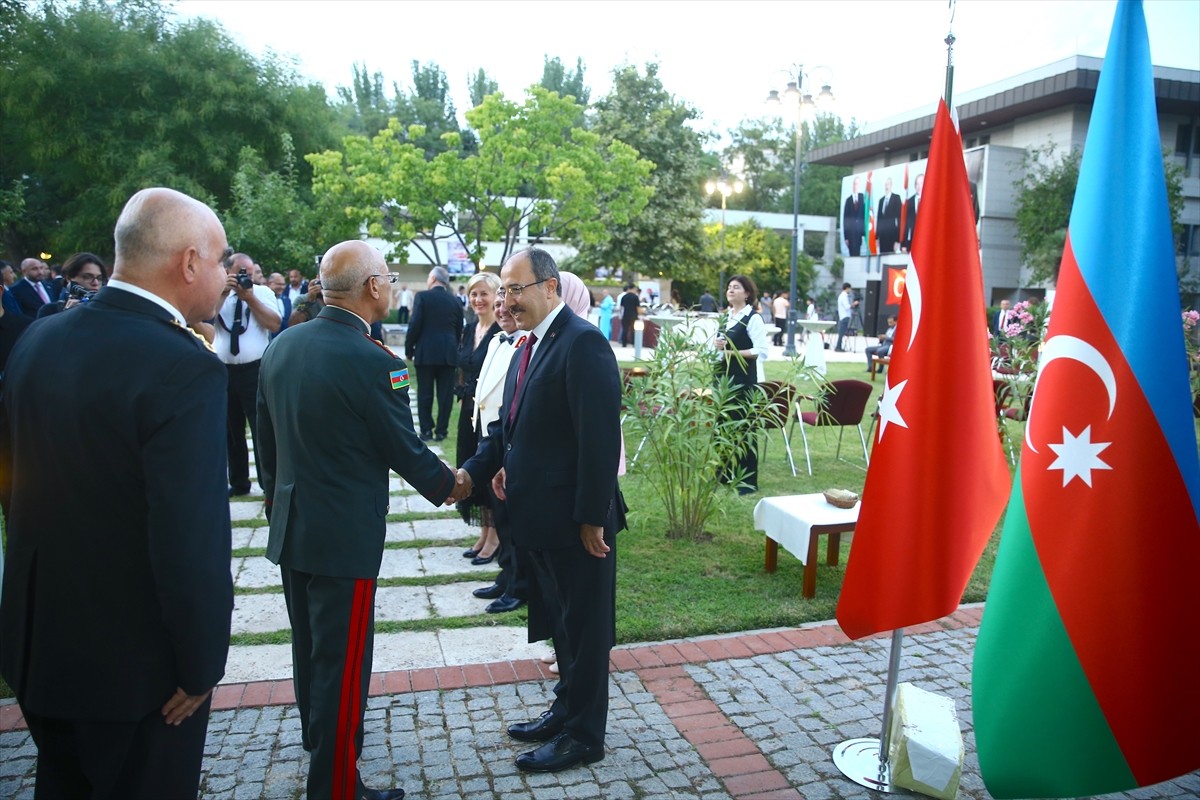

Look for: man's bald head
[320,241,380,292]
[320,241,389,324]
[114,188,226,279]
[110,188,230,324]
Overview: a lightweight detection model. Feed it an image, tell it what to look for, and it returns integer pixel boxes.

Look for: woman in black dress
[456,271,502,563]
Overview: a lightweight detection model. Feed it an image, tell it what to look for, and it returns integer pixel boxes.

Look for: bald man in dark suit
[257,241,469,800]
[1,187,234,797]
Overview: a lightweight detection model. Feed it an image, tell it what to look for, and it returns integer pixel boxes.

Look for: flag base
[832,737,900,792]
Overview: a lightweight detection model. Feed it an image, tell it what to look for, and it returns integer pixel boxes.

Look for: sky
[174,0,1200,144]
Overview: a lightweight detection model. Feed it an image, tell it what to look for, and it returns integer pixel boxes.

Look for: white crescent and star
[1024,334,1118,488]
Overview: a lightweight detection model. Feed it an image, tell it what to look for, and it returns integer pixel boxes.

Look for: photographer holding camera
[213,253,280,497]
[35,252,107,319]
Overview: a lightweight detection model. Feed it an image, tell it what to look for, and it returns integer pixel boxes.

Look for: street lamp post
[767,67,834,357]
[705,177,744,306]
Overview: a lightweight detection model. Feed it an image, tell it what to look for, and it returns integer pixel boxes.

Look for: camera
[236,268,254,291]
[67,283,95,303]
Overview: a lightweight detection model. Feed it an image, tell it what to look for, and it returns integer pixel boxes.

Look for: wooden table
[753,493,860,599]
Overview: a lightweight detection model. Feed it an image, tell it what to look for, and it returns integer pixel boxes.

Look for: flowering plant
[1182,310,1200,408]
[992,299,1050,379]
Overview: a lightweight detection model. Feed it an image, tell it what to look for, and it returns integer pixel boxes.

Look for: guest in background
[455,272,502,566]
[36,252,107,318]
[716,275,767,495]
[406,267,464,442]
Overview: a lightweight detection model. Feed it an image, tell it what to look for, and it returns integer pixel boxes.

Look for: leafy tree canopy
[576,62,709,280]
[539,56,590,105]
[1014,142,1184,287]
[1,0,341,260]
[308,86,653,268]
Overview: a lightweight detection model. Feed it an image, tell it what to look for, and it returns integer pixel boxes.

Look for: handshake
[444,467,474,505]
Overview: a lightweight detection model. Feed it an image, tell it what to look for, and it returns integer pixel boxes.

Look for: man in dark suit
[843,176,866,257]
[1,187,234,797]
[461,247,624,774]
[901,172,924,253]
[258,240,467,800]
[993,298,1012,337]
[405,266,463,441]
[268,271,292,334]
[10,258,54,318]
[876,177,902,254]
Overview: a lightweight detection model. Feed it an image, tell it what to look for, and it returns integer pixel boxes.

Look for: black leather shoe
[358,782,404,800]
[515,732,604,773]
[462,548,479,559]
[507,710,564,743]
[473,583,504,600]
[471,551,496,565]
[418,432,433,442]
[486,594,525,614]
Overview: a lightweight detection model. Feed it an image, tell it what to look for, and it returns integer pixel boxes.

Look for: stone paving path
[4,610,1197,799]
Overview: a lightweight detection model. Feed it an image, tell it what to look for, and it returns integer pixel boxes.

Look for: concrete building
[808,55,1200,332]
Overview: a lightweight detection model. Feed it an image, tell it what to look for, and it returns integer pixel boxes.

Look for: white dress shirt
[213,284,278,364]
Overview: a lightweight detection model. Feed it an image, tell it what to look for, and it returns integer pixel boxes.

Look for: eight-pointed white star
[876,377,909,440]
[1046,425,1112,487]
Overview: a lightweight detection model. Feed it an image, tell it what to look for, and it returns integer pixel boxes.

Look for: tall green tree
[0,0,341,259]
[223,134,360,274]
[577,62,709,280]
[467,68,499,108]
[540,56,590,105]
[308,87,653,267]
[395,61,462,158]
[335,63,392,137]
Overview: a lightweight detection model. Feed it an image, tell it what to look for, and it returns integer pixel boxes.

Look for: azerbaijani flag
[835,100,1008,640]
[389,367,410,390]
[973,2,1200,796]
[865,170,876,256]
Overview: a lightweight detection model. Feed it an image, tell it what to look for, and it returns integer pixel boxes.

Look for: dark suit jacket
[877,194,902,244]
[0,287,233,721]
[405,285,463,365]
[464,306,623,551]
[277,292,292,332]
[257,304,455,578]
[843,193,865,240]
[10,279,50,318]
[902,195,920,250]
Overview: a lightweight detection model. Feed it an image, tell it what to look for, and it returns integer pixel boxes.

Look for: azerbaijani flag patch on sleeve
[389,368,409,390]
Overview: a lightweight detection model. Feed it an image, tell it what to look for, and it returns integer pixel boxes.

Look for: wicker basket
[823,488,860,509]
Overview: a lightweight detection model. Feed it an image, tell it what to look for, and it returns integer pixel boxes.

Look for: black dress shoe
[507,710,564,743]
[473,583,504,600]
[357,782,404,800]
[471,551,496,565]
[486,594,525,614]
[515,732,604,773]
[462,548,479,559]
[418,432,433,442]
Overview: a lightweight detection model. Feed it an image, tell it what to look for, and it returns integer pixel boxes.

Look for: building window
[978,134,990,146]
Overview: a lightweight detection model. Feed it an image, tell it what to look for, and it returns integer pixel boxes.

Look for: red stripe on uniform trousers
[333,579,373,800]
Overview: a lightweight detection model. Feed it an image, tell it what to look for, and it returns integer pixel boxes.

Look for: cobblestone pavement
[4,611,1197,799]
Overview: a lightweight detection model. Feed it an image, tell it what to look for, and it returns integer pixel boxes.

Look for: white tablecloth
[753,493,860,565]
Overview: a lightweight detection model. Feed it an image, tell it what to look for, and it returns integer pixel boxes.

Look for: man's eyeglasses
[497,278,550,299]
[363,272,402,287]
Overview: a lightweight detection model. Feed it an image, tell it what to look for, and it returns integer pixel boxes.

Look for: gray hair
[428,266,449,286]
[320,251,373,291]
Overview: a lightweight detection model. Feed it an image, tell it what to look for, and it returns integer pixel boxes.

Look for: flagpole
[832,629,903,791]
[944,0,957,106]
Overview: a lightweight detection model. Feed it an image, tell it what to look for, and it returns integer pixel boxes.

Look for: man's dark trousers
[532,524,616,746]
[226,361,261,494]
[416,363,455,438]
[23,698,211,799]
[281,568,375,800]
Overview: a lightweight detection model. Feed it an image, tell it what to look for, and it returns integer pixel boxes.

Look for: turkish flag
[836,101,1008,640]
[886,267,907,305]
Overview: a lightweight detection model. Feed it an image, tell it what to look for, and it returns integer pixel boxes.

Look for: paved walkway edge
[0,604,984,736]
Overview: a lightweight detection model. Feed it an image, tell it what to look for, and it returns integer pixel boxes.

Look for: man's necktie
[34,282,49,304]
[507,332,537,422]
[230,298,243,356]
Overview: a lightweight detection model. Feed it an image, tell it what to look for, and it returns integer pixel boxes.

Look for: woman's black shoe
[471,551,497,566]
